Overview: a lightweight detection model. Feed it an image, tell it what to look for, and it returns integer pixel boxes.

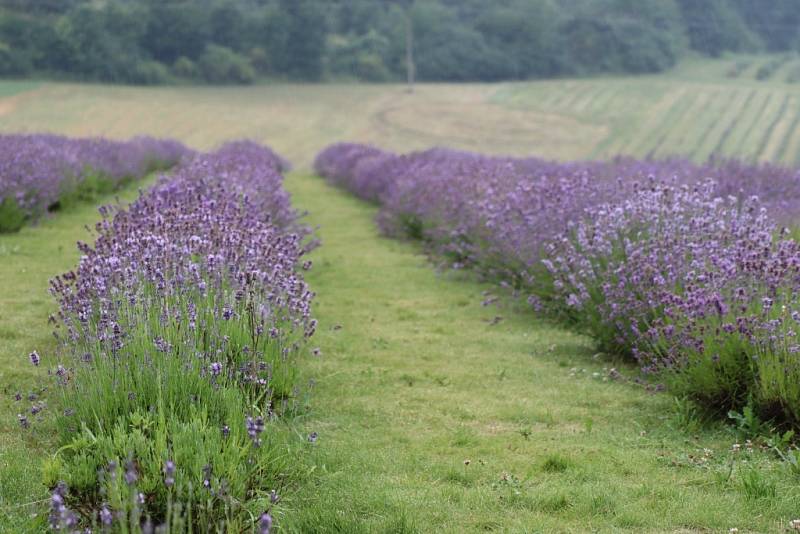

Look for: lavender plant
[548,178,800,424]
[35,141,313,531]
[0,134,191,232]
[315,142,800,428]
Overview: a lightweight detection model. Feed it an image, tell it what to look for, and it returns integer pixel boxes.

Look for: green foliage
[676,0,761,57]
[54,171,118,211]
[728,404,773,441]
[326,31,391,82]
[1,0,799,84]
[198,44,255,84]
[171,56,199,79]
[274,0,327,81]
[560,0,686,75]
[0,196,27,233]
[0,40,32,75]
[738,466,777,500]
[132,59,171,85]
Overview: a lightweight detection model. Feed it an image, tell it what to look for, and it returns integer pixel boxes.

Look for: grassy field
[493,56,800,164]
[1,56,800,166]
[3,172,800,532]
[2,56,800,532]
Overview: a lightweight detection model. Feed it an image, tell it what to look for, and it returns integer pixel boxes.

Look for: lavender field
[4,64,800,533]
[315,143,800,428]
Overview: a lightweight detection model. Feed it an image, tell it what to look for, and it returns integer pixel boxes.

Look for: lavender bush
[546,178,800,424]
[315,142,800,427]
[36,141,313,531]
[0,134,191,232]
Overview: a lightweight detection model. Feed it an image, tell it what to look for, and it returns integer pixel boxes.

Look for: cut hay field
[3,56,800,532]
[1,56,799,167]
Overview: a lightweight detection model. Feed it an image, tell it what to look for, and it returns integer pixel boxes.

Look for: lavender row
[544,179,800,423]
[315,143,800,426]
[38,141,315,531]
[0,133,192,231]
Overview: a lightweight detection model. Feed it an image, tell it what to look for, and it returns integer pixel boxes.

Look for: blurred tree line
[0,0,797,84]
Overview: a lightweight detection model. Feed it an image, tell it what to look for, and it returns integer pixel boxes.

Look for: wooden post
[405,10,415,93]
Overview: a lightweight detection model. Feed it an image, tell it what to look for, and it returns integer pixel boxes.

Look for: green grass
[2,55,799,168]
[279,173,800,532]
[0,81,38,98]
[493,55,800,165]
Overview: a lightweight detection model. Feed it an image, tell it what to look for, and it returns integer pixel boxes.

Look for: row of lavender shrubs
[32,141,315,532]
[315,142,800,429]
[0,134,191,232]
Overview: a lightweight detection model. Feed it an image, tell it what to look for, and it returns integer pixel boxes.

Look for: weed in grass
[540,454,572,474]
[0,196,27,232]
[399,374,416,387]
[671,396,705,433]
[451,426,477,447]
[536,493,572,513]
[739,467,778,500]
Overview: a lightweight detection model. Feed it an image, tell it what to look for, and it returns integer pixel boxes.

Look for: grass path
[282,173,799,533]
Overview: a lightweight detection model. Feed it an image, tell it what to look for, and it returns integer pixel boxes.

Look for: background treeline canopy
[1,0,799,84]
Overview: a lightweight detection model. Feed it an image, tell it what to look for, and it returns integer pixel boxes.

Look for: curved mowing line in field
[536,82,568,110]
[688,91,728,160]
[710,90,757,158]
[619,88,688,157]
[729,91,775,159]
[642,91,699,159]
[725,90,776,159]
[656,90,715,156]
[584,86,615,116]
[755,94,791,161]
[572,85,606,115]
[559,85,586,113]
[552,83,587,110]
[762,96,799,162]
[693,89,750,161]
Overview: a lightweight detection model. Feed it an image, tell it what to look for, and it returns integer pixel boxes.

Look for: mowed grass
[282,173,800,533]
[494,56,800,165]
[2,55,800,168]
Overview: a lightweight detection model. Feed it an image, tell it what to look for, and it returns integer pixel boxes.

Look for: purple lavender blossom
[163,460,176,487]
[259,512,273,534]
[100,504,113,526]
[124,460,138,485]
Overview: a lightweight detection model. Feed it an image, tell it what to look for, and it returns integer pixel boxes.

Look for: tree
[275,0,327,81]
[143,2,210,63]
[210,1,246,51]
[676,0,760,56]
